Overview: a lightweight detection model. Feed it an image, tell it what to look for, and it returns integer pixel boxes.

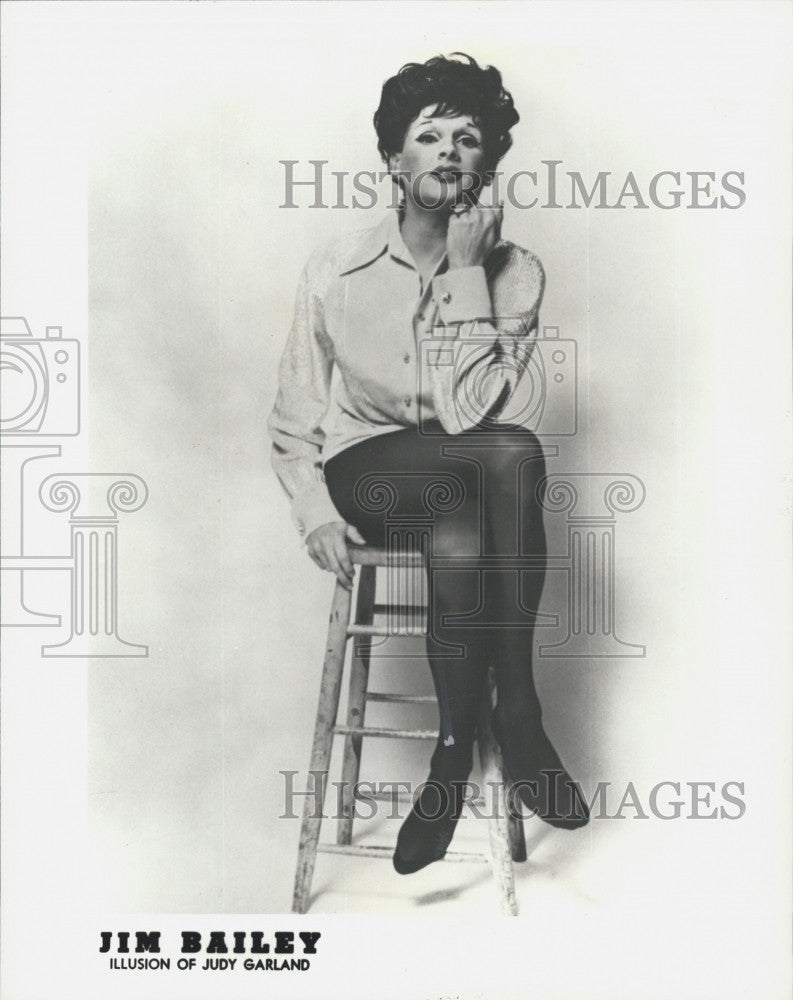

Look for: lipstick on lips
[431,167,463,180]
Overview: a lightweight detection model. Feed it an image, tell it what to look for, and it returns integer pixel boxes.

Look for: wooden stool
[292,544,527,915]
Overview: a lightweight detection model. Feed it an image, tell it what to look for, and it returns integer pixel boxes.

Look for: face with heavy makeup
[388,104,491,212]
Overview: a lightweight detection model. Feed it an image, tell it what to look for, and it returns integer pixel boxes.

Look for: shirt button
[418,312,426,321]
[403,354,410,364]
[440,291,452,304]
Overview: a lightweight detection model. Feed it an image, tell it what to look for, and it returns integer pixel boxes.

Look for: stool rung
[316,843,488,863]
[368,790,488,808]
[348,623,427,637]
[372,603,426,614]
[365,692,436,704]
[333,724,438,740]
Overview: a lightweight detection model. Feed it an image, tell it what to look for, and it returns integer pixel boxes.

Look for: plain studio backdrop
[1,3,791,1000]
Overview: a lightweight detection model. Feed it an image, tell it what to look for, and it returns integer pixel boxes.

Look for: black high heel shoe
[491,710,590,830]
[392,744,471,875]
[392,778,465,875]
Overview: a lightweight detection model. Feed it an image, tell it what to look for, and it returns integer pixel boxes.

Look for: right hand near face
[305,521,366,590]
[446,202,503,270]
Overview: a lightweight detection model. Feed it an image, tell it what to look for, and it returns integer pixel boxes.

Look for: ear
[388,152,402,175]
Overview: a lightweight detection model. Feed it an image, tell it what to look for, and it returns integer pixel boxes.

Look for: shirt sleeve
[267,254,346,543]
[428,249,545,434]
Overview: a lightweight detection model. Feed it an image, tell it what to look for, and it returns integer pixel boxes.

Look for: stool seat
[348,543,424,567]
[291,546,526,915]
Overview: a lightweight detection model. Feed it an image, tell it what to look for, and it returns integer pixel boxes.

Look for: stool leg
[477,670,520,916]
[506,800,528,864]
[338,565,377,845]
[292,580,352,914]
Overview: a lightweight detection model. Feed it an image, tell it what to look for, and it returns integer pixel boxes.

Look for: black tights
[324,420,548,782]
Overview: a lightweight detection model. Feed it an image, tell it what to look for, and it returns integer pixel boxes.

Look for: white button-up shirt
[268,211,545,540]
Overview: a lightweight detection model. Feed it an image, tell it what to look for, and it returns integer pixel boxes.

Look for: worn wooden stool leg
[478,669,520,916]
[292,580,352,914]
[506,794,528,864]
[338,564,377,845]
[481,668,527,863]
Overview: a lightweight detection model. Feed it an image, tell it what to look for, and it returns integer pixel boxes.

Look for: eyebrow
[416,118,480,130]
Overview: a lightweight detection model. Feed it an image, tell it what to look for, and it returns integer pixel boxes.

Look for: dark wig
[373,53,519,168]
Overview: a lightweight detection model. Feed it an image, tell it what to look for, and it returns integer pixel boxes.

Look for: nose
[438,138,461,162]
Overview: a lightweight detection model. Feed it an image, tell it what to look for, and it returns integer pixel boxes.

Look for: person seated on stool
[269,53,589,875]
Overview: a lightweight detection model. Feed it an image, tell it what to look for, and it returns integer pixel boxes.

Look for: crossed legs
[324,422,588,873]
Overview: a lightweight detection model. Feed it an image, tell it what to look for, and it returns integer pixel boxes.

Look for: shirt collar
[337,209,509,278]
[338,211,417,276]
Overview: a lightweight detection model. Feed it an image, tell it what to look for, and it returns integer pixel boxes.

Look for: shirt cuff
[291,482,346,544]
[433,266,493,323]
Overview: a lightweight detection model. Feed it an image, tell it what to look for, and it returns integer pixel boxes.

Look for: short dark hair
[373,52,519,168]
